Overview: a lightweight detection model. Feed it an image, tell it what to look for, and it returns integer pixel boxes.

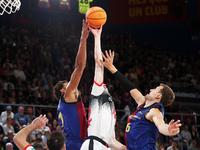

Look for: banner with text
[108,0,188,24]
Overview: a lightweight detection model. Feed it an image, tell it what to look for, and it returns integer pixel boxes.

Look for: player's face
[63,82,68,89]
[146,86,163,100]
[60,82,68,94]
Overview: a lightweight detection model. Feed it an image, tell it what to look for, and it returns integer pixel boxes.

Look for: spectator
[120,105,131,122]
[46,112,53,125]
[41,127,51,144]
[4,64,14,78]
[166,141,178,150]
[3,58,13,69]
[14,106,29,131]
[23,60,33,81]
[32,137,46,150]
[34,143,43,150]
[56,125,62,133]
[188,139,198,150]
[165,138,173,150]
[3,131,18,150]
[24,84,33,103]
[1,106,14,125]
[3,117,15,136]
[16,90,26,104]
[3,77,15,92]
[169,133,182,149]
[13,64,26,81]
[190,124,199,140]
[26,107,36,123]
[14,77,24,92]
[158,144,165,150]
[5,142,13,150]
[112,91,122,110]
[7,91,16,104]
[50,119,58,132]
[181,124,192,144]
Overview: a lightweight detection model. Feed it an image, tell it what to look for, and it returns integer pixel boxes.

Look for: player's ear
[156,93,162,99]
[60,88,65,93]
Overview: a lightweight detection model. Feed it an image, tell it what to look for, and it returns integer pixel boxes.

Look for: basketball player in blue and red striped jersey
[53,20,90,150]
[80,26,116,150]
[100,50,182,150]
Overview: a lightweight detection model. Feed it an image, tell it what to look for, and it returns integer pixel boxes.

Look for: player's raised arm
[13,115,48,150]
[100,50,145,106]
[64,20,90,98]
[89,25,104,84]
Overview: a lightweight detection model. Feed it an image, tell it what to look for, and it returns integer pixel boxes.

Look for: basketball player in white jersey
[80,26,116,150]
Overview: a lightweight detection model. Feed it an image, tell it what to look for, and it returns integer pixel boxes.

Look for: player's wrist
[109,65,117,74]
[80,37,87,41]
[94,35,101,39]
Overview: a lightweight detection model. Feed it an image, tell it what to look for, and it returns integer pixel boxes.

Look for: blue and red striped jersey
[125,103,164,150]
[57,94,87,146]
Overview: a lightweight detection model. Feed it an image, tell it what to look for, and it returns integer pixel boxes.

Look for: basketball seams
[87,21,100,28]
[87,10,106,18]
[86,18,107,20]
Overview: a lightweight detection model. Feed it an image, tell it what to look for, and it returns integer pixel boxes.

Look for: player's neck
[144,99,159,108]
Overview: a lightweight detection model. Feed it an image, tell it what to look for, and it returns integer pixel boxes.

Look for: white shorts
[80,136,111,150]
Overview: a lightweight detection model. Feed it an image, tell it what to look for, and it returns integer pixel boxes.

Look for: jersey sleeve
[24,145,36,150]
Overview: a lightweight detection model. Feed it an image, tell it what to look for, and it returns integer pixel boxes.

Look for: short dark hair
[35,143,43,149]
[159,83,175,107]
[53,80,67,100]
[47,131,65,150]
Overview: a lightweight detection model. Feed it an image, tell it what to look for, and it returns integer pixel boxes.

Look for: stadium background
[0,0,200,149]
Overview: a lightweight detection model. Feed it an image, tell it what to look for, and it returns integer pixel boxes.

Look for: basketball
[85,6,107,28]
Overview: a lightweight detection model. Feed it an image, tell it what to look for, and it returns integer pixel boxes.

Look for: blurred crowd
[0,13,200,150]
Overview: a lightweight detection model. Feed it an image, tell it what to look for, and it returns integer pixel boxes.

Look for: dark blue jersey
[57,94,88,150]
[125,103,164,150]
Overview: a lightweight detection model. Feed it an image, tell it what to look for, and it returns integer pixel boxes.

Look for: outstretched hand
[168,119,181,135]
[89,25,102,38]
[81,20,90,40]
[32,115,49,129]
[100,50,114,70]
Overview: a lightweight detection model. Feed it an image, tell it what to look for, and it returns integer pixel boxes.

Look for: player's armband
[113,71,136,92]
[24,145,35,150]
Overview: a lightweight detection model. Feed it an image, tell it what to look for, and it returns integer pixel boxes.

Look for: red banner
[108,0,188,24]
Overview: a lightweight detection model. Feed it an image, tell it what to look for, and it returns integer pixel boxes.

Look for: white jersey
[81,83,116,150]
[89,83,116,143]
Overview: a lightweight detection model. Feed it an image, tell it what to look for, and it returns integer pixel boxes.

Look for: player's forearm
[13,123,37,150]
[110,139,127,150]
[94,36,102,60]
[75,38,87,69]
[158,123,171,136]
[113,71,136,93]
[105,63,117,74]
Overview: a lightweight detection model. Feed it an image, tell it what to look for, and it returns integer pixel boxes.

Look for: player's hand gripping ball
[85,6,107,28]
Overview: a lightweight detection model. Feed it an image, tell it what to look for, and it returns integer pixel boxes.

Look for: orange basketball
[85,6,107,28]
